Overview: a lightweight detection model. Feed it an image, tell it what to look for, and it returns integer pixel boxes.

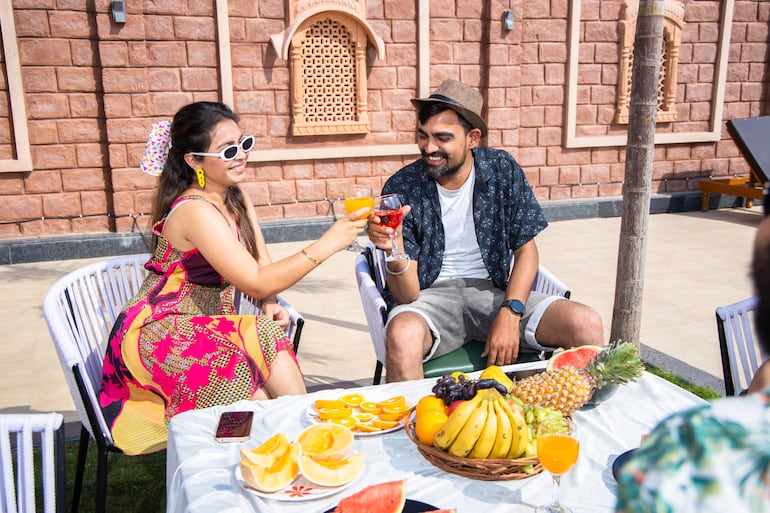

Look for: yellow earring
[196,168,206,188]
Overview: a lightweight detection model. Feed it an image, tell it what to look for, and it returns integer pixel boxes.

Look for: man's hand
[482,309,521,366]
[367,205,411,253]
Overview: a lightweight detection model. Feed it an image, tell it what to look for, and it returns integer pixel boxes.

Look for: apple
[446,400,466,416]
[504,396,525,417]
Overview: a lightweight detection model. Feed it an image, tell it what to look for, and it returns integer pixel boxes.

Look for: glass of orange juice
[342,184,373,252]
[536,417,579,513]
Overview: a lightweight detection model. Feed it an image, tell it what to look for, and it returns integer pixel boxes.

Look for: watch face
[506,299,525,315]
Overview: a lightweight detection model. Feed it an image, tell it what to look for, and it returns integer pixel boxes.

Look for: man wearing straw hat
[367,79,604,382]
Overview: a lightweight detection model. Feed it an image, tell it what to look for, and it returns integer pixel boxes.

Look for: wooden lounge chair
[699,116,770,211]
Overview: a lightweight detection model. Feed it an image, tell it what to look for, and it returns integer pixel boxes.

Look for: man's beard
[423,151,466,180]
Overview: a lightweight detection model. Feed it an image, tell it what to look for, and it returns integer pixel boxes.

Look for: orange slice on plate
[328,417,357,429]
[317,407,353,420]
[377,396,407,409]
[378,404,411,421]
[340,393,365,408]
[315,399,346,410]
[353,412,375,423]
[358,401,382,415]
[354,422,383,433]
[371,419,400,430]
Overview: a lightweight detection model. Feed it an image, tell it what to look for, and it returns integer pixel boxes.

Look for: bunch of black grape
[431,373,508,405]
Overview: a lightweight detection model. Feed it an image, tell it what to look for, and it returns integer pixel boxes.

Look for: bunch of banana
[432,388,529,460]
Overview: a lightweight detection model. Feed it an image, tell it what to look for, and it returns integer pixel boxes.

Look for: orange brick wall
[1,0,768,240]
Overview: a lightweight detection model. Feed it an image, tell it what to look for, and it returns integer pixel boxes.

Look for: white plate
[305,405,404,437]
[235,461,362,502]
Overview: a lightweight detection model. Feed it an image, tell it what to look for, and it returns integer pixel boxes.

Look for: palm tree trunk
[610,1,666,346]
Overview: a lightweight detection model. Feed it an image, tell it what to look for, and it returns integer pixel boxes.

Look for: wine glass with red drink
[374,194,409,262]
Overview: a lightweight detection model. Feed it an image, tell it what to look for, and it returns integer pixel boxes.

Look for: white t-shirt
[436,166,490,281]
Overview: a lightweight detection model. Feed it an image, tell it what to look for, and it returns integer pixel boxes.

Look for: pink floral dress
[99,196,294,455]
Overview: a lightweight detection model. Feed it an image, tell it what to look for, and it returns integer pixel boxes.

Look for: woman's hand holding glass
[322,206,371,255]
[336,184,374,252]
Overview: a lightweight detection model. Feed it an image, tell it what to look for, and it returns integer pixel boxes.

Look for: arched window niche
[270,1,385,136]
[615,0,684,124]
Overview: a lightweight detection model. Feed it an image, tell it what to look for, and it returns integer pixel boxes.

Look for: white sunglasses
[189,135,255,161]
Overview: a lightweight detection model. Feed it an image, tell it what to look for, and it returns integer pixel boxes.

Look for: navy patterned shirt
[382,147,548,294]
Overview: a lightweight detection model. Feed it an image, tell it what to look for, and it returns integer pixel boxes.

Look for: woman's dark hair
[417,102,474,134]
[150,102,258,258]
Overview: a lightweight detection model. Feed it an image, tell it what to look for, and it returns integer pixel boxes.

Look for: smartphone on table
[215,411,254,442]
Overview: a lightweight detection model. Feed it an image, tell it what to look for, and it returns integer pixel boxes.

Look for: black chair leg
[71,426,89,513]
[373,361,383,385]
[95,445,109,513]
[55,424,67,513]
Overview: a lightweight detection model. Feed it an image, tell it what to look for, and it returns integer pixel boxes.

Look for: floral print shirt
[381,147,547,294]
[615,388,770,513]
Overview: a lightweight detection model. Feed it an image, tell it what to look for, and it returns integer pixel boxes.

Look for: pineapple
[510,342,644,416]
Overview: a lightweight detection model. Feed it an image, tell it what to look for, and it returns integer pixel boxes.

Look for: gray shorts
[385,278,563,361]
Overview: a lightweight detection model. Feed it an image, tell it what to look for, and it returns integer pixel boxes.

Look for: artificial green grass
[63,441,166,513]
[646,365,721,400]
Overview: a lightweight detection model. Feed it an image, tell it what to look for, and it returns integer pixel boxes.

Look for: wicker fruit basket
[404,412,544,481]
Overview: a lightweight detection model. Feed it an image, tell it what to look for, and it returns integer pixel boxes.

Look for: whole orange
[415,409,448,446]
[415,395,446,418]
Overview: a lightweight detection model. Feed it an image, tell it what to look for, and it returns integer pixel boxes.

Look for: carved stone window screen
[290,14,370,136]
[615,0,684,125]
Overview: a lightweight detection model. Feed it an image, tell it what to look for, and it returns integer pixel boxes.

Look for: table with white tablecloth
[166,363,706,513]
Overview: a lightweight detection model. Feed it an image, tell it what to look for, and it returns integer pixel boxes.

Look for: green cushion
[422,340,544,378]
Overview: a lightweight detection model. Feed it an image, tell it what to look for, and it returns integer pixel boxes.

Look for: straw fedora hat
[410,79,488,138]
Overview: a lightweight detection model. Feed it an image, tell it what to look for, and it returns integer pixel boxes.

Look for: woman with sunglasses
[99,102,369,455]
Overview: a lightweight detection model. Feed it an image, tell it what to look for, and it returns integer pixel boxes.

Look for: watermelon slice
[335,479,406,513]
[546,345,603,371]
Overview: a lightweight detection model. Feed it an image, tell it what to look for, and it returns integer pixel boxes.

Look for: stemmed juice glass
[374,194,408,262]
[536,417,580,513]
[342,184,374,252]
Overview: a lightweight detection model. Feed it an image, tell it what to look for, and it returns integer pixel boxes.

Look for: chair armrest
[234,290,304,353]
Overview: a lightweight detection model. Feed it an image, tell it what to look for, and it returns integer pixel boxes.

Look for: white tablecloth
[166,365,706,513]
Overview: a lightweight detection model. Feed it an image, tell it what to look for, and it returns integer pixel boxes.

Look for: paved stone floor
[0,206,762,424]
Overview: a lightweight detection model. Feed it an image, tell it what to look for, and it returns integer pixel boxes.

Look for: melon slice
[546,345,603,371]
[297,423,354,461]
[240,433,290,467]
[335,479,406,513]
[239,443,299,493]
[299,451,364,487]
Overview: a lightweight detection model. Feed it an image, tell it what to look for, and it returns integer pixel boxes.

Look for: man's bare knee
[569,305,604,346]
[385,312,431,382]
[386,312,430,347]
[536,300,604,348]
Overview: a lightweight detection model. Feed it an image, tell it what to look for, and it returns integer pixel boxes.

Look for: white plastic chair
[0,413,65,513]
[716,296,768,395]
[42,253,304,513]
[356,244,572,384]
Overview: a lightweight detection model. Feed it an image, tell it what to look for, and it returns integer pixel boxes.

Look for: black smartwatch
[501,299,525,316]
